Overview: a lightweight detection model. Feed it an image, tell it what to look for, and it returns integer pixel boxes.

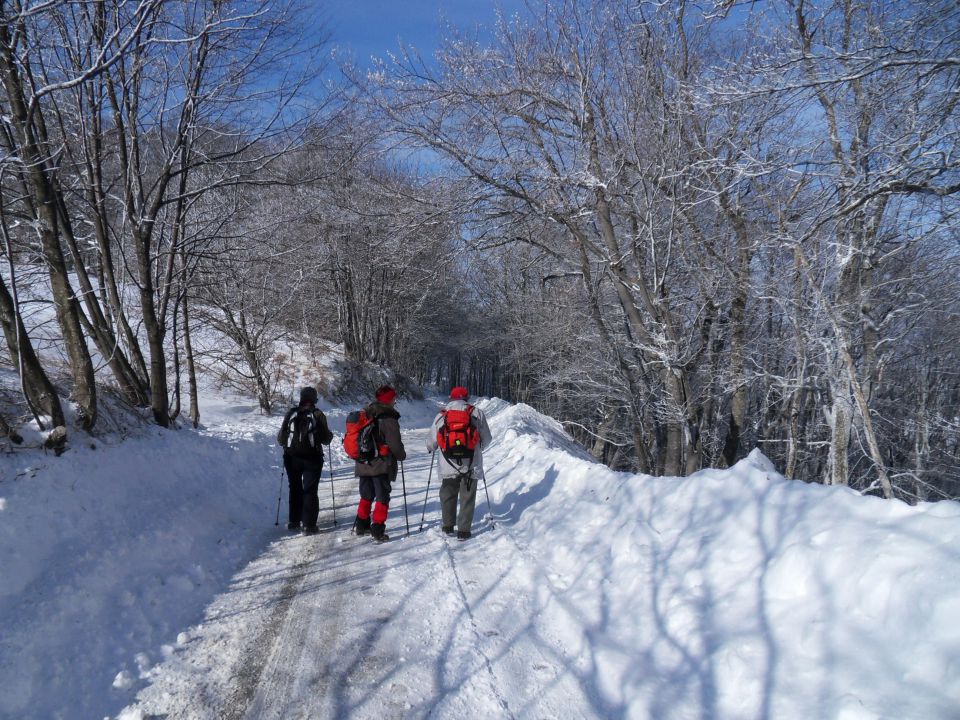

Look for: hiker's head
[299,386,318,405]
[449,386,469,401]
[375,385,397,405]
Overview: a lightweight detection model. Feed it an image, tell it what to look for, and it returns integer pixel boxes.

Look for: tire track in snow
[237,527,351,720]
[126,531,323,720]
[220,535,320,719]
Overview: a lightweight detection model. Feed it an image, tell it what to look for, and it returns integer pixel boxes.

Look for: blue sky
[320,0,529,66]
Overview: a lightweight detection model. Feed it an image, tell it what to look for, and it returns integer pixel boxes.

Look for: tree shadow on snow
[490,462,560,525]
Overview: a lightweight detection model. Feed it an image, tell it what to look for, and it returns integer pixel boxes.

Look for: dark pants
[285,455,324,528]
[358,474,392,524]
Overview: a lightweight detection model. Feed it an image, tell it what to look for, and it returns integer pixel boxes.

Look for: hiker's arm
[425,414,441,452]
[277,411,290,447]
[382,418,406,461]
[317,413,333,445]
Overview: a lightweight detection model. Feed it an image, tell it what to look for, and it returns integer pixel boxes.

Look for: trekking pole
[327,445,337,526]
[400,460,410,535]
[481,474,495,529]
[418,451,436,532]
[274,463,284,526]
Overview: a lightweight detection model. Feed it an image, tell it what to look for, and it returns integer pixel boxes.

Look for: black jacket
[277,404,333,462]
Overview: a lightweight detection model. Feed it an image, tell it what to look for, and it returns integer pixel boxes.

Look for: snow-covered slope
[481,400,960,719]
[0,393,292,719]
[2,396,959,719]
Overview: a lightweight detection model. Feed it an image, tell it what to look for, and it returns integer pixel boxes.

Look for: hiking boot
[457,531,471,541]
[442,525,455,536]
[373,532,390,543]
[287,521,301,531]
[370,522,388,542]
[302,525,319,535]
[354,516,371,536]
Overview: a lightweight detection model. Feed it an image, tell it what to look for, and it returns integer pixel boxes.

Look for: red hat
[375,385,397,404]
[450,386,469,400]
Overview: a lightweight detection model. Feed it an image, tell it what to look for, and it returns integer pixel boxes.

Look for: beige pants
[439,474,478,531]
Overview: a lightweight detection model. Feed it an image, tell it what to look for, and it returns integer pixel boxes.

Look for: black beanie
[299,386,318,404]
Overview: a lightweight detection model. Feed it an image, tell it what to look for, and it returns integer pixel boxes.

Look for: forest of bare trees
[1,0,957,501]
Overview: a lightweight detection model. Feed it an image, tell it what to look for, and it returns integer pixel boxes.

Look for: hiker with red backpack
[426,386,493,540]
[345,385,406,542]
[277,387,333,535]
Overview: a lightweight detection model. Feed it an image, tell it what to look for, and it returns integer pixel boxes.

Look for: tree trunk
[0,274,65,428]
[169,296,181,422]
[721,234,751,467]
[840,341,894,498]
[826,369,852,486]
[0,35,97,429]
[54,195,149,407]
[132,226,170,427]
[181,281,200,428]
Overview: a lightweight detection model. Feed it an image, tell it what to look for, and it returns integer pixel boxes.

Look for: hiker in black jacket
[277,386,333,534]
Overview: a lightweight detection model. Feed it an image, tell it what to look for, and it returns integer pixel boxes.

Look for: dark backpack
[343,410,386,462]
[437,405,480,462]
[283,408,324,457]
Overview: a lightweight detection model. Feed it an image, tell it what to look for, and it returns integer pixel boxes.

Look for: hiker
[277,386,333,535]
[426,386,493,540]
[353,385,406,542]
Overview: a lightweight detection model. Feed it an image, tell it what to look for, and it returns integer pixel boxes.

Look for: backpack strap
[279,407,297,448]
[290,408,305,449]
[467,405,480,446]
[287,407,321,450]
[305,409,316,448]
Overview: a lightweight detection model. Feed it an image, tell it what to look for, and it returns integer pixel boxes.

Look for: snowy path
[124,422,596,720]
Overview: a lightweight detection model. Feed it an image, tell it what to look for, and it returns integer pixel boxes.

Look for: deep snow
[2,393,959,719]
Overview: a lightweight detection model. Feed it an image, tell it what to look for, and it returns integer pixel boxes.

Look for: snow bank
[0,399,285,720]
[480,400,960,719]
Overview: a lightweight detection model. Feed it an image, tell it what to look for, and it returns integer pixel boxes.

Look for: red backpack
[343,410,387,462]
[437,405,480,462]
